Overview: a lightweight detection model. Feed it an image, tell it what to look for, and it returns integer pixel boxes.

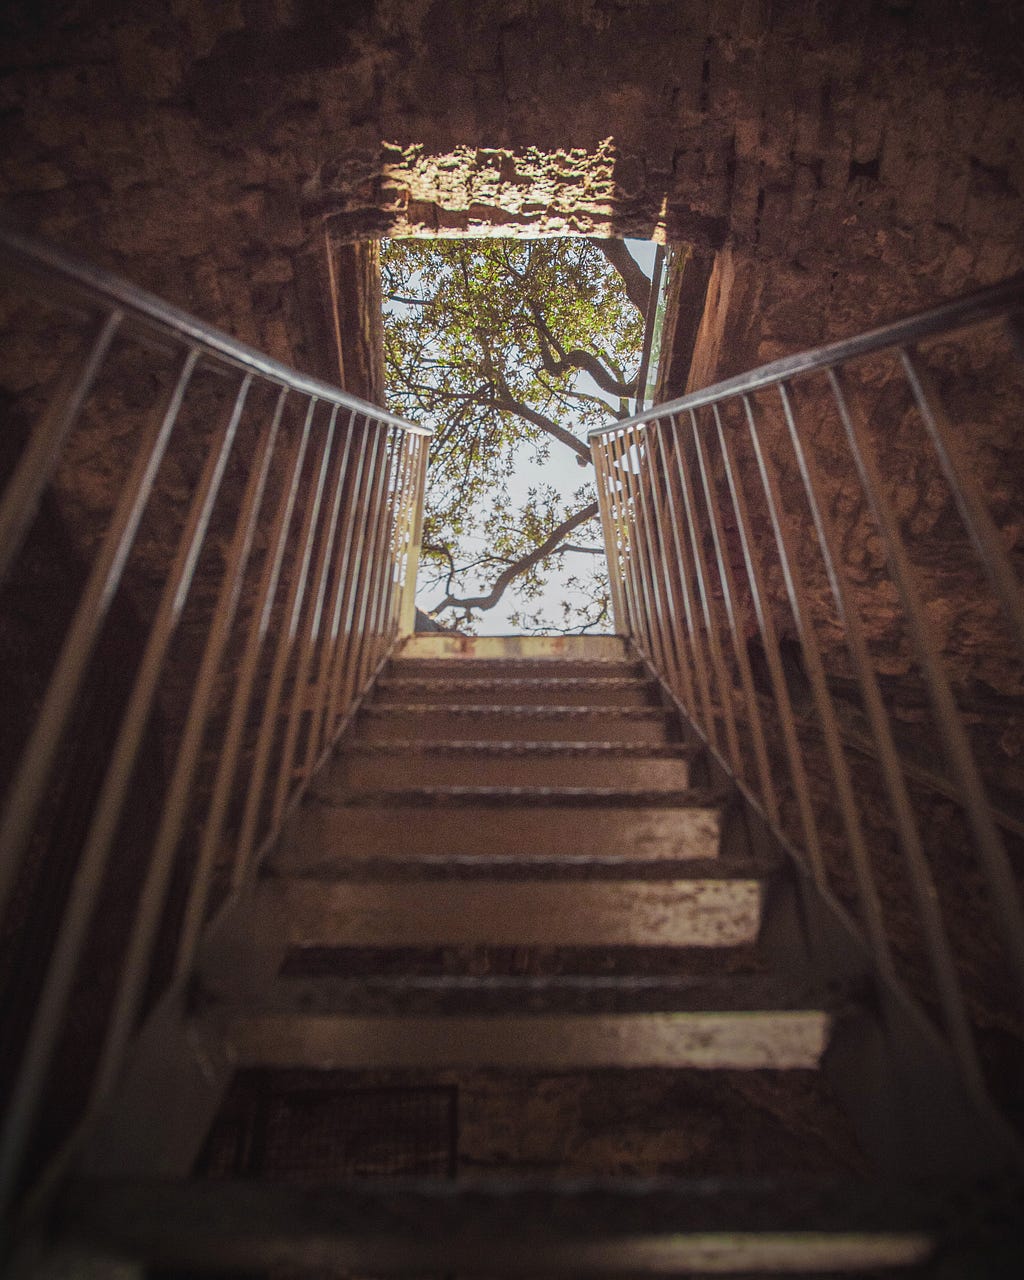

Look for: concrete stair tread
[328,741,699,789]
[356,704,675,745]
[398,635,629,659]
[267,875,765,948]
[391,657,647,678]
[373,677,660,706]
[54,1175,939,1273]
[217,997,832,1070]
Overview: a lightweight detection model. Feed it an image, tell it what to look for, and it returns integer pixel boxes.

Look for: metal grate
[198,1077,458,1182]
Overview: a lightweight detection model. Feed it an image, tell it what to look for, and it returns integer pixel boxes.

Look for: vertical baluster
[671,410,747,792]
[829,366,1024,1013]
[630,426,677,685]
[709,402,823,882]
[609,431,649,662]
[234,399,334,885]
[598,435,634,638]
[778,379,988,1104]
[650,421,718,750]
[391,434,424,635]
[0,348,200,925]
[305,417,373,772]
[373,432,414,657]
[400,435,431,637]
[271,406,353,831]
[592,442,629,632]
[643,418,697,715]
[349,426,400,703]
[323,425,387,742]
[738,395,888,940]
[0,309,122,585]
[87,383,288,1117]
[175,393,315,979]
[0,370,251,1217]
[900,346,1024,660]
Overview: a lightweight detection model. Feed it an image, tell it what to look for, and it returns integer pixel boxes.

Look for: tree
[381,237,650,631]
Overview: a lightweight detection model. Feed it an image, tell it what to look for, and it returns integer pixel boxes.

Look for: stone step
[55,1177,937,1275]
[373,676,661,708]
[267,877,763,948]
[390,656,647,681]
[398,634,630,661]
[218,982,831,1070]
[330,741,695,790]
[355,704,674,744]
[278,792,722,868]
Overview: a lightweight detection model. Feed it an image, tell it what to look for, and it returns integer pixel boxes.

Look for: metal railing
[591,275,1024,1129]
[0,227,430,1216]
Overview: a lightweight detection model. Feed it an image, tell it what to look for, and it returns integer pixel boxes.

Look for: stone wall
[2,1,1021,376]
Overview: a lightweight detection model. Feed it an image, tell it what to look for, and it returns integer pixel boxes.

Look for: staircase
[44,634,947,1275]
[5,232,1024,1275]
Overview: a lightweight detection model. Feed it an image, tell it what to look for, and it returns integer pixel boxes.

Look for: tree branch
[490,392,592,464]
[529,301,637,397]
[592,239,652,316]
[435,501,600,613]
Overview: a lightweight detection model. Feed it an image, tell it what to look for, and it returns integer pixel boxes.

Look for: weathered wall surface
[2,0,1022,375]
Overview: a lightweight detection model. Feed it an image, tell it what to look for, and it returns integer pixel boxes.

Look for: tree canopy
[381,237,651,632]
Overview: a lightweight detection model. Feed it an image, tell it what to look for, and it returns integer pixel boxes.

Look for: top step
[399,635,630,661]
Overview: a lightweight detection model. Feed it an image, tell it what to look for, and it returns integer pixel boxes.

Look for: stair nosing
[361,704,671,717]
[338,740,696,756]
[309,786,725,807]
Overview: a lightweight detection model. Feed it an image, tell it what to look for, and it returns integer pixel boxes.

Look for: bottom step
[55,1177,937,1274]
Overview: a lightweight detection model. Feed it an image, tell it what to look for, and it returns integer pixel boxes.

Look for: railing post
[400,434,430,637]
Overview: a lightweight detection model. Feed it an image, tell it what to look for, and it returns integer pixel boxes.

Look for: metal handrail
[591,273,1024,1132]
[0,228,430,1217]
[589,272,1024,437]
[0,222,431,435]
